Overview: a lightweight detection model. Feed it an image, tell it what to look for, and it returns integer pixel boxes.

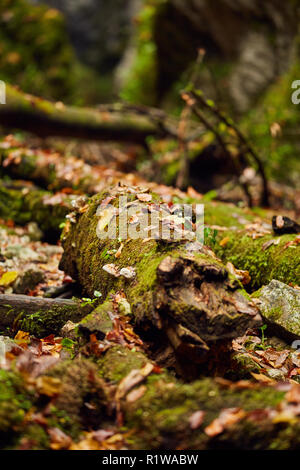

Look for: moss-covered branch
[0,85,173,144]
[214,227,300,290]
[0,181,72,239]
[0,294,92,337]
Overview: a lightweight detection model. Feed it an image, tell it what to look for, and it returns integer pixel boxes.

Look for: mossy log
[97,346,300,450]
[2,344,300,450]
[60,186,262,370]
[213,223,300,290]
[0,85,173,145]
[196,201,300,289]
[0,143,146,195]
[0,181,72,239]
[0,294,92,337]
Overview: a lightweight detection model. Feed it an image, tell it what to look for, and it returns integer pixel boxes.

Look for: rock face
[120,0,299,111]
[31,0,138,73]
[256,280,300,339]
[171,0,298,111]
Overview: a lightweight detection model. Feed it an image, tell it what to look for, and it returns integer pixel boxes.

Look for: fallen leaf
[48,427,72,450]
[262,239,276,251]
[204,408,245,437]
[36,376,61,397]
[126,385,147,403]
[137,193,152,202]
[0,271,19,286]
[219,237,230,247]
[117,363,153,399]
[189,410,205,430]
[119,267,136,279]
[102,264,120,277]
[115,243,124,259]
[251,372,275,384]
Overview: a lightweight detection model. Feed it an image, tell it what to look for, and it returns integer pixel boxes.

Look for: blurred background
[0,0,299,198]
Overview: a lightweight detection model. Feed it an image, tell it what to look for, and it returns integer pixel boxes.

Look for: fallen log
[2,176,298,291]
[214,224,300,290]
[2,343,300,450]
[96,345,300,450]
[60,185,262,370]
[0,85,174,144]
[0,142,157,195]
[0,293,92,337]
[0,181,72,240]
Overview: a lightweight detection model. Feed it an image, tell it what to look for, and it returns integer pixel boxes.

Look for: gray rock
[255,280,300,339]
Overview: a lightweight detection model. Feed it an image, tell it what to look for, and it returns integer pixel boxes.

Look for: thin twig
[182,93,253,207]
[176,49,206,189]
[189,91,270,206]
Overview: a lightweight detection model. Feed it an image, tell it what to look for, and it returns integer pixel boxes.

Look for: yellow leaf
[251,372,275,384]
[219,237,230,247]
[36,376,62,397]
[6,52,21,65]
[0,271,18,286]
[14,331,30,342]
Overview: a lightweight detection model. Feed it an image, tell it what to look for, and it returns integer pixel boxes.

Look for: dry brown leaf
[251,372,275,384]
[204,408,245,437]
[48,427,72,450]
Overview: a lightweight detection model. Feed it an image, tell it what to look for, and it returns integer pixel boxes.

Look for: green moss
[231,352,262,378]
[16,302,91,338]
[0,183,70,237]
[124,374,286,449]
[0,0,75,102]
[215,231,300,290]
[17,424,50,450]
[204,202,255,228]
[0,369,35,448]
[241,60,300,187]
[78,300,114,339]
[97,346,147,383]
[45,358,107,438]
[120,0,168,105]
[265,306,284,322]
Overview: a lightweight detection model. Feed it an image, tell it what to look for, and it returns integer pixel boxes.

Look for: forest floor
[0,128,299,451]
